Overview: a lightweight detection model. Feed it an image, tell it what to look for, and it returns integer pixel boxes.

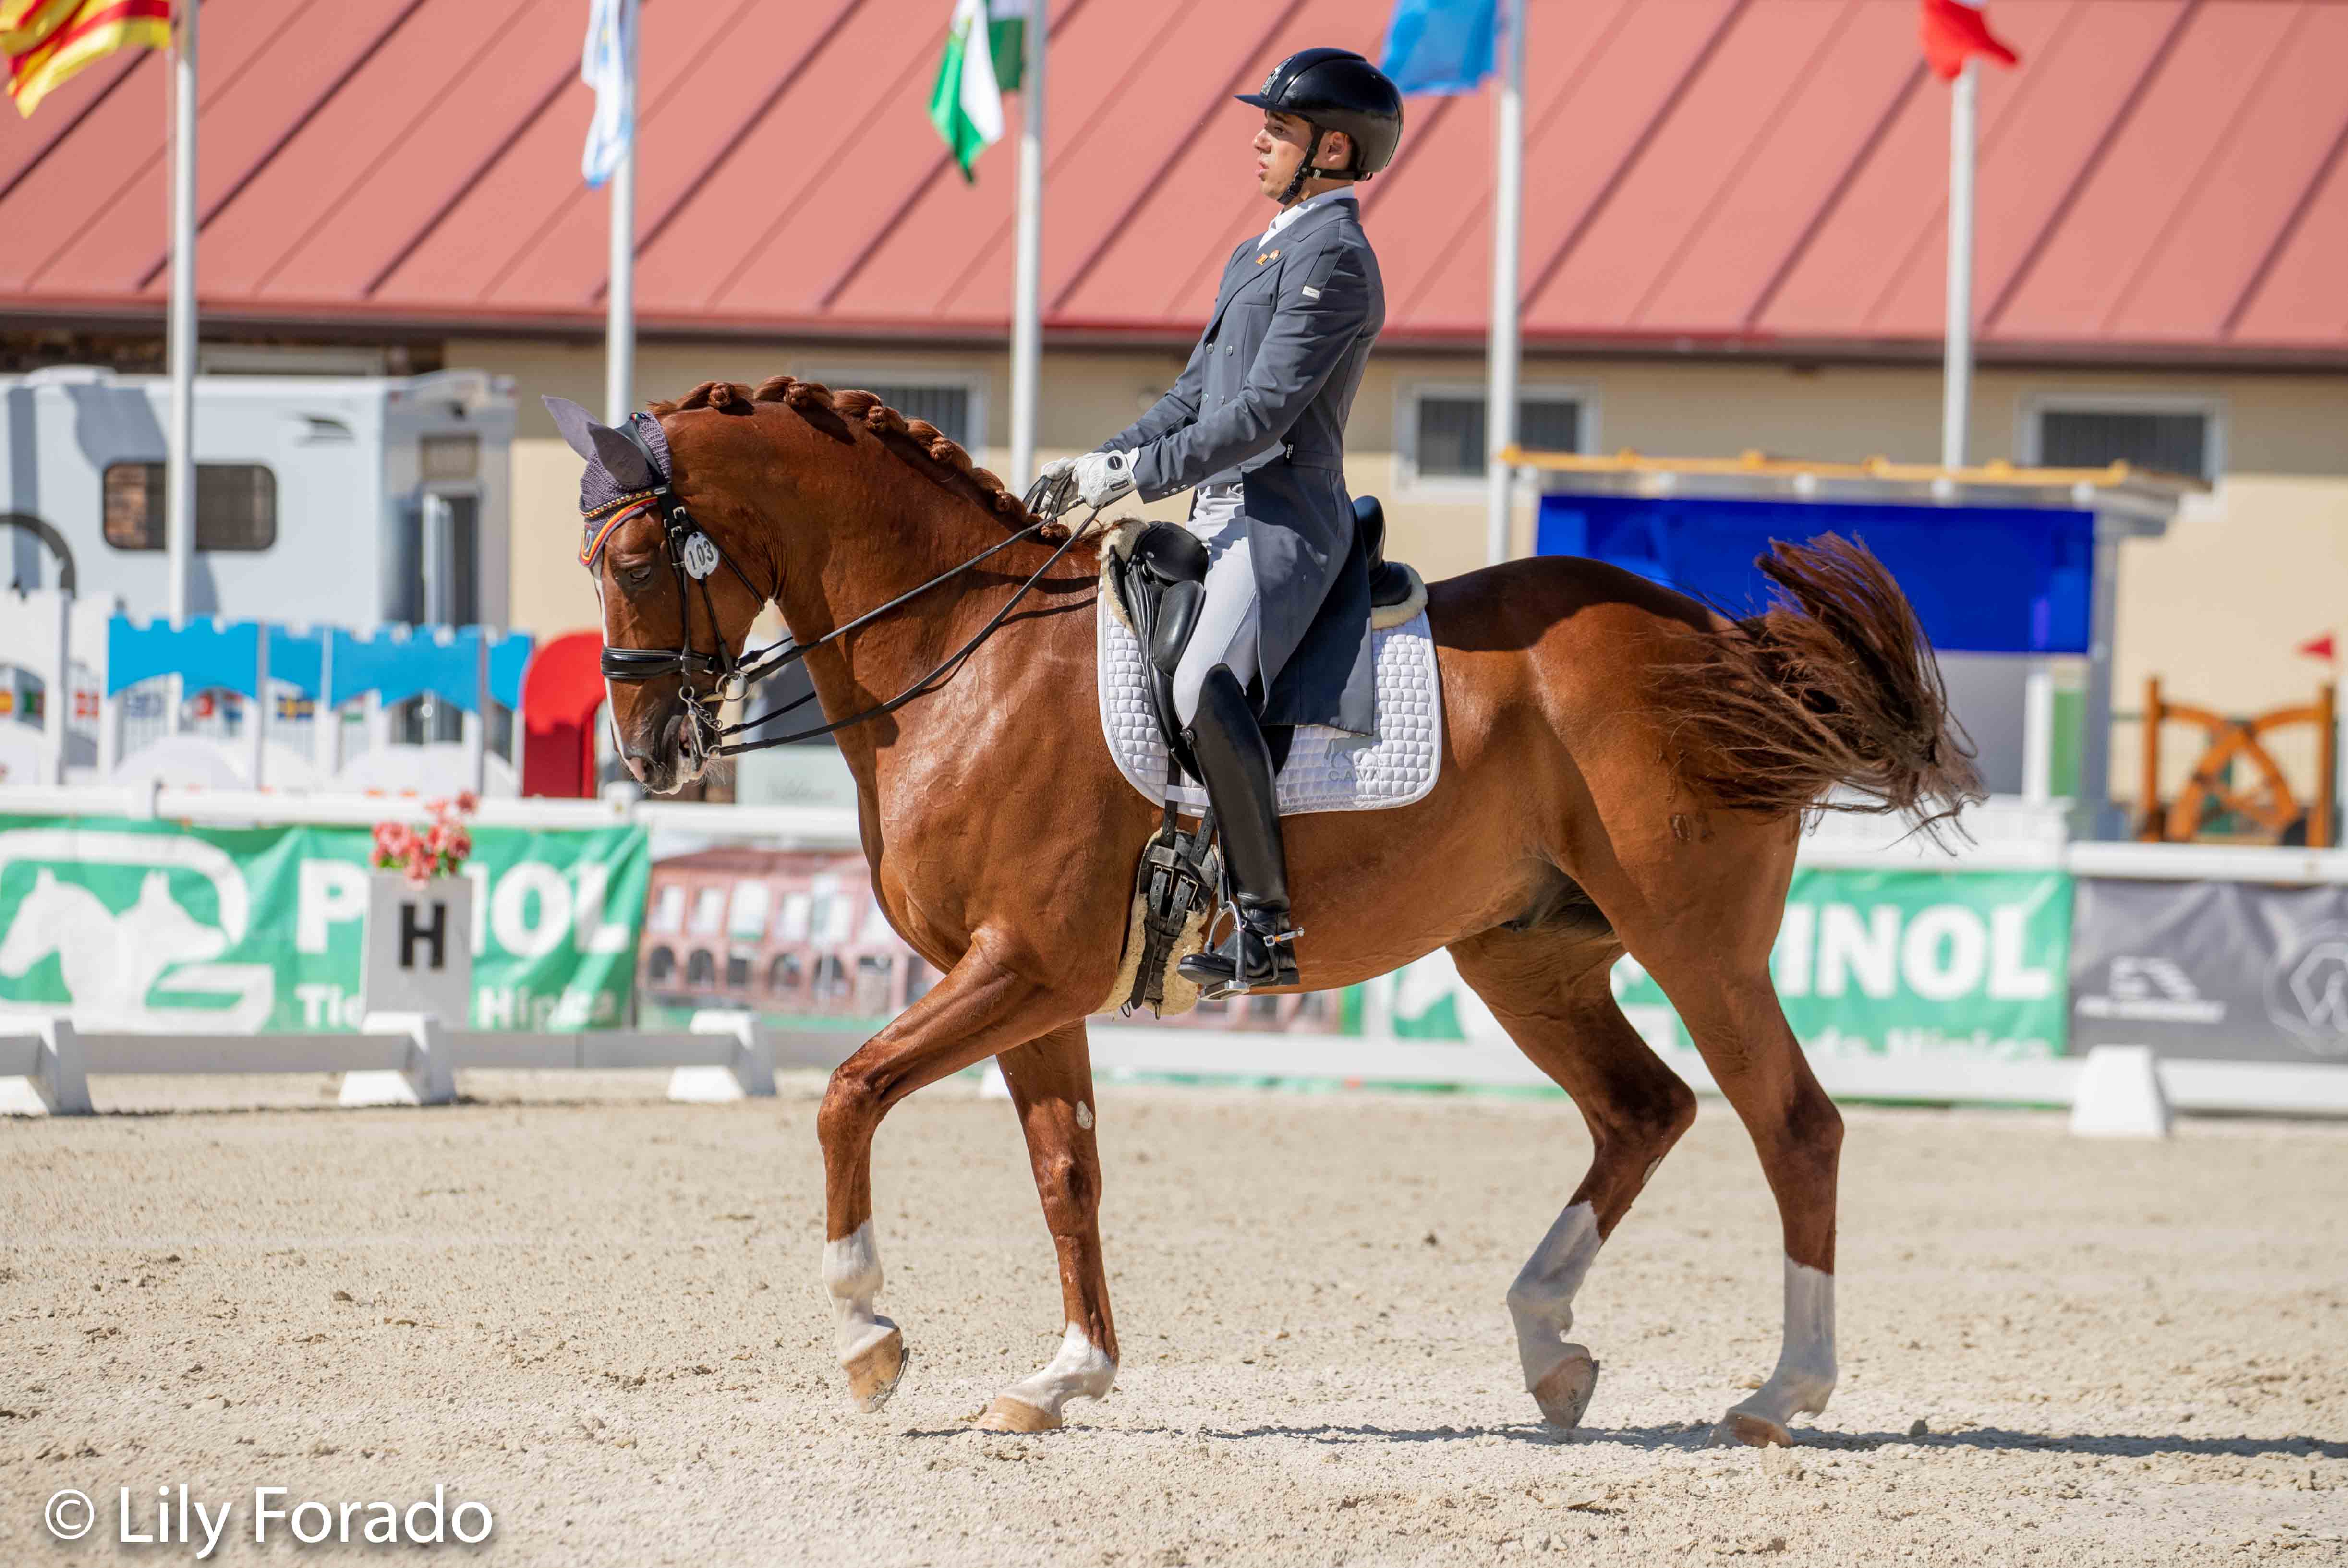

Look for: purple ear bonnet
[544,395,674,513]
[579,412,673,513]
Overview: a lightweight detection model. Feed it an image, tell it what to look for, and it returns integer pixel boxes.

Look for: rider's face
[1253,112,1349,203]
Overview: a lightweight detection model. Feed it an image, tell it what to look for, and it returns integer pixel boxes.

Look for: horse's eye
[616,557,658,591]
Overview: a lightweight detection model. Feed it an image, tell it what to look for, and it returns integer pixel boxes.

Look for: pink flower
[373,820,416,870]
[402,847,434,887]
[453,791,480,816]
[445,828,472,864]
[425,821,454,856]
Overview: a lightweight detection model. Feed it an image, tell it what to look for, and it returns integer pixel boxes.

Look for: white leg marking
[1075,1101,1093,1132]
[1726,1256,1838,1428]
[823,1220,897,1365]
[1505,1201,1603,1391]
[995,1322,1117,1421]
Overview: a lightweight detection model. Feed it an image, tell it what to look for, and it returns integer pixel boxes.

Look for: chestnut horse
[570,377,1979,1446]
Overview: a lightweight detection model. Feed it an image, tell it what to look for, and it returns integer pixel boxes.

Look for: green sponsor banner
[0,815,649,1033]
[1384,868,2074,1061]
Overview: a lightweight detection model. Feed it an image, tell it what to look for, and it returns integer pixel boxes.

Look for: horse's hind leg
[818,936,1079,1414]
[976,1020,1118,1432]
[1448,926,1699,1431]
[1634,941,1842,1448]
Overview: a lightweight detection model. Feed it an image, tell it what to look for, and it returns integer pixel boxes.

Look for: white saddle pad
[1096,579,1443,817]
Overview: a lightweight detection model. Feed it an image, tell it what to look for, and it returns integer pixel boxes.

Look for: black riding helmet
[1236,47,1405,203]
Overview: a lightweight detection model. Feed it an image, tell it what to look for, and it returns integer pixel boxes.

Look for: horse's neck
[775,471,1076,761]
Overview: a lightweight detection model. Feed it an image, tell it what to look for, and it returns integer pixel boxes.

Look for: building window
[1410,390,1584,481]
[2032,405,2214,480]
[101,463,277,551]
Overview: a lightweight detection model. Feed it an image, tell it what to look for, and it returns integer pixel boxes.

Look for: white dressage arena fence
[6,1010,2346,1132]
[0,1011,861,1116]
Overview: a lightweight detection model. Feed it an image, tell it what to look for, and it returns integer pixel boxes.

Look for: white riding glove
[1072,448,1139,509]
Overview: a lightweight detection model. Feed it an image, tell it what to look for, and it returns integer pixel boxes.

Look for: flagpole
[603,0,637,426]
[1008,0,1045,491]
[166,0,197,630]
[162,0,199,741]
[1940,57,1977,470]
[1483,0,1525,567]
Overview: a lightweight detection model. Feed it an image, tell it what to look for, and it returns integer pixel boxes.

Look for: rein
[590,432,1093,761]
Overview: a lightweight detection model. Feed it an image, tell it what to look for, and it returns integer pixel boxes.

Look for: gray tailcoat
[1101,196,1384,736]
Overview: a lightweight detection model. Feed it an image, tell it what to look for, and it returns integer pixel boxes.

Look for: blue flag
[580,0,635,189]
[1378,0,1499,96]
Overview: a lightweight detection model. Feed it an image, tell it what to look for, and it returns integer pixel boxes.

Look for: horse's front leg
[817,933,1078,1413]
[977,1021,1117,1432]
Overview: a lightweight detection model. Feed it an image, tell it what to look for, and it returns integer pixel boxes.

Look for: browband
[580,492,658,567]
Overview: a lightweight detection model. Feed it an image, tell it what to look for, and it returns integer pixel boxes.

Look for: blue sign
[1534,492,2095,655]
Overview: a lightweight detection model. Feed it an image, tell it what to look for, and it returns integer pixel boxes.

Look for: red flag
[1920,0,2020,81]
[3,0,171,117]
[2298,633,2336,663]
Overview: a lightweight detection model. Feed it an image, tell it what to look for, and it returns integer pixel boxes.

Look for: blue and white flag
[1378,0,1498,96]
[580,0,635,188]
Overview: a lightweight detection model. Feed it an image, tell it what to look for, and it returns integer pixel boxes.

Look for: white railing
[0,1013,865,1116]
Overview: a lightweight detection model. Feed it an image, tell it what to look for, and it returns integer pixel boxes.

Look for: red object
[2298,633,2336,663]
[1920,0,2020,81]
[520,630,606,799]
[0,0,2343,361]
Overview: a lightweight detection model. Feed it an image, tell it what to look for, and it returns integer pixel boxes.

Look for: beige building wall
[461,334,2347,811]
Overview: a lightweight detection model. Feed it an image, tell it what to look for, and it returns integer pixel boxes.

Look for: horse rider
[1041,47,1404,997]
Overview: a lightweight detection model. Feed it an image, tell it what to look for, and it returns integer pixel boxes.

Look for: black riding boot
[1176,664,1302,997]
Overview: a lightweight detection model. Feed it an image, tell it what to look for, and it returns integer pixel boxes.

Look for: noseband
[583,428,1096,760]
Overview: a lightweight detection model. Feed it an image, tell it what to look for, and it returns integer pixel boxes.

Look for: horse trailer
[0,365,514,629]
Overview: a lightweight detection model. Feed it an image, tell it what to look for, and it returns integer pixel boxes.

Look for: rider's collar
[1260,185,1356,245]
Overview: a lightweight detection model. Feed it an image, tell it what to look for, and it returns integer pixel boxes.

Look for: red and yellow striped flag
[3,0,171,117]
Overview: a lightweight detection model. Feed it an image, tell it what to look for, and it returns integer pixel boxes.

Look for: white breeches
[1169,483,1263,728]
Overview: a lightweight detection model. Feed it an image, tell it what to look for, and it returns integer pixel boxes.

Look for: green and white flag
[929,0,1027,181]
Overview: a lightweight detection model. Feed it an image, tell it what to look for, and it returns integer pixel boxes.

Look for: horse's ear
[586,422,659,492]
[543,396,602,462]
[545,395,659,490]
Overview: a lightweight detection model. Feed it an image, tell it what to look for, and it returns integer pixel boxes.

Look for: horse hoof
[1710,1411,1795,1448]
[843,1327,906,1413]
[974,1396,1059,1433]
[1531,1350,1600,1429]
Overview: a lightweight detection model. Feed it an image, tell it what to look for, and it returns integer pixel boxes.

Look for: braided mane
[649,377,1035,528]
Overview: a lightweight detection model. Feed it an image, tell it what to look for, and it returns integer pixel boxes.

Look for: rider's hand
[1073,449,1138,509]
[1034,455,1078,488]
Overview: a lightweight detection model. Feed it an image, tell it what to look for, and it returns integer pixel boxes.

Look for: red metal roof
[3,0,2344,363]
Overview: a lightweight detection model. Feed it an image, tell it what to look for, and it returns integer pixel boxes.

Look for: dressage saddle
[1112,495,1413,775]
[1354,495,1417,612]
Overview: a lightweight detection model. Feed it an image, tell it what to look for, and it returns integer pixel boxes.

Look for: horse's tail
[1654,533,1985,839]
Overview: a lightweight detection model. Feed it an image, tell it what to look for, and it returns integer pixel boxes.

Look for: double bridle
[585,416,1095,763]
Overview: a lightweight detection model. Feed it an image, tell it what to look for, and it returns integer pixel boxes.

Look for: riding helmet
[1235,47,1405,180]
